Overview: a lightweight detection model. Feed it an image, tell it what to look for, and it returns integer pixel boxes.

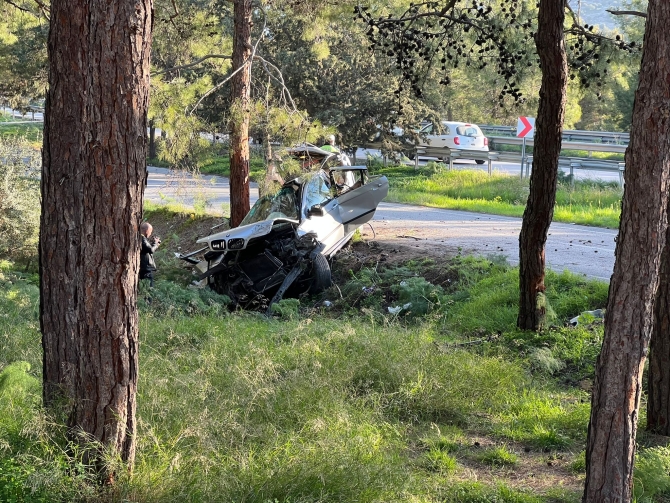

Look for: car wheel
[475,159,485,165]
[309,253,332,294]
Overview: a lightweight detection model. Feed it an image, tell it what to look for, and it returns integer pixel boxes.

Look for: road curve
[146,167,616,282]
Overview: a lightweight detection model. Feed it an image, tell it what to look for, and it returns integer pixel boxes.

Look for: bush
[392,276,445,317]
[137,279,230,317]
[634,446,670,502]
[270,298,300,319]
[0,138,41,262]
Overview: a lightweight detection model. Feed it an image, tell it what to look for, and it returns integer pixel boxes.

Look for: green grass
[477,445,519,467]
[0,123,43,145]
[371,164,622,228]
[200,150,267,182]
[1,249,669,502]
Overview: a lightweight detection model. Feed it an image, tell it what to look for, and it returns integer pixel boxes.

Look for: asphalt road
[146,166,617,282]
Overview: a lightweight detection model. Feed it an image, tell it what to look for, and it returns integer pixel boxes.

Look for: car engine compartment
[200,223,326,312]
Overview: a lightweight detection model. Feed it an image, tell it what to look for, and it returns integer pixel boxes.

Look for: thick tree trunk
[40,0,153,474]
[229,0,252,227]
[649,231,670,434]
[583,1,670,500]
[517,0,568,331]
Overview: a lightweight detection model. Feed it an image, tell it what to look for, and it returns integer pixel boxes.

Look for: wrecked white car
[178,146,388,313]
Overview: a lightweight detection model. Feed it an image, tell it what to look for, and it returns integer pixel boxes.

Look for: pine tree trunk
[40,0,153,475]
[229,0,252,227]
[649,232,670,434]
[583,1,670,500]
[517,0,568,331]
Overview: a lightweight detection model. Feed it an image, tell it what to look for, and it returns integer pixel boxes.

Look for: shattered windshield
[240,186,299,226]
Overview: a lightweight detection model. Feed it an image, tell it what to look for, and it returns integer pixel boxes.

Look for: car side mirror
[308,204,324,217]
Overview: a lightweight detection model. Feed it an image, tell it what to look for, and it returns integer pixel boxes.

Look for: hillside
[576,0,628,30]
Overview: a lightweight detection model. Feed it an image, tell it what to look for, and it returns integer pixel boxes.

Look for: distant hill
[573,0,625,30]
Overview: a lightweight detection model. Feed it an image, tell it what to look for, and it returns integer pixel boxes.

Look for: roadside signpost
[517,116,535,178]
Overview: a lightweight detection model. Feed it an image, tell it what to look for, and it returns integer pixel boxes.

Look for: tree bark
[583,1,670,500]
[40,0,153,475]
[649,228,670,434]
[517,0,568,331]
[229,0,252,227]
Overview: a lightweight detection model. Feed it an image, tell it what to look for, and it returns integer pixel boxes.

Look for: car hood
[197,217,300,251]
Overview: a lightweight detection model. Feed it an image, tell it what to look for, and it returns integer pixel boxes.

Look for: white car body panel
[196,218,299,251]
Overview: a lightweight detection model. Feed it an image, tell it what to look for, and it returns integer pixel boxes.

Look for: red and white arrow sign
[517,116,535,138]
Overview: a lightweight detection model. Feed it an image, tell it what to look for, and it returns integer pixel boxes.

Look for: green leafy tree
[0,3,47,107]
[0,138,40,261]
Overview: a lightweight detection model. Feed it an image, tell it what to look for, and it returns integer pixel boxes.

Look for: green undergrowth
[0,123,43,145]
[199,150,267,182]
[1,253,669,502]
[371,164,622,229]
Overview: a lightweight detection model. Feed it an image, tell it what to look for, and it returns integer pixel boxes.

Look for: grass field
[1,207,668,501]
[0,122,43,145]
[370,163,622,229]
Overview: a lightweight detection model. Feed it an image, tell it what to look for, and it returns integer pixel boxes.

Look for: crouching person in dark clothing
[139,222,161,287]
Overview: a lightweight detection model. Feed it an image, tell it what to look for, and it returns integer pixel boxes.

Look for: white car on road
[416,121,489,164]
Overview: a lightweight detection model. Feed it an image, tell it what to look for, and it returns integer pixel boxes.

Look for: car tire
[309,253,332,294]
[475,159,485,165]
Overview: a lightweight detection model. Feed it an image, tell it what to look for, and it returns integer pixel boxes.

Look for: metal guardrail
[0,121,43,125]
[414,146,625,185]
[488,136,627,154]
[480,125,630,144]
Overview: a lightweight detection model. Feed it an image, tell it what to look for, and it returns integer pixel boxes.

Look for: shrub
[392,276,445,317]
[634,446,670,502]
[270,298,300,319]
[137,280,230,317]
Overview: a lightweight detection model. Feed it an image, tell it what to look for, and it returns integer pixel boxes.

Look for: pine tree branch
[254,55,299,112]
[606,9,647,18]
[2,0,49,18]
[3,0,31,13]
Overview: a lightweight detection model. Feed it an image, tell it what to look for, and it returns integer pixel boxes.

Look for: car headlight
[210,239,226,251]
[228,238,245,250]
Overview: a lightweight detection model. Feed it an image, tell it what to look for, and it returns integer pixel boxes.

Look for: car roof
[440,121,481,127]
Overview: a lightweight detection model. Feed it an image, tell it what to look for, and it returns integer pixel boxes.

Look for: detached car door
[297,172,344,253]
[333,168,389,236]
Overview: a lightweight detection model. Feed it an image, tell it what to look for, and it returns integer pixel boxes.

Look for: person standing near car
[321,134,340,153]
[139,222,160,287]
